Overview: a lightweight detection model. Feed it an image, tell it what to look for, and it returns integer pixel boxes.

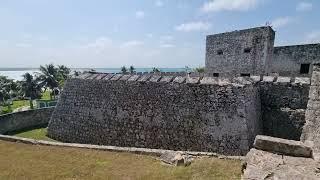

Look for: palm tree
[121,66,128,74]
[152,67,160,73]
[129,66,135,74]
[21,73,42,109]
[194,67,205,73]
[36,64,59,100]
[57,65,71,88]
[0,76,17,111]
[57,65,71,81]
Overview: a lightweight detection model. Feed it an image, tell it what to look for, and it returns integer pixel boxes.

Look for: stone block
[119,74,132,81]
[173,76,186,84]
[186,77,200,84]
[102,74,115,80]
[254,135,312,157]
[138,74,152,82]
[128,75,140,81]
[95,73,107,80]
[233,77,252,85]
[86,74,99,80]
[294,77,310,85]
[276,76,291,84]
[159,76,174,83]
[78,73,92,79]
[200,77,217,85]
[149,75,162,82]
[159,152,192,166]
[110,74,123,81]
[250,76,261,82]
[262,76,275,82]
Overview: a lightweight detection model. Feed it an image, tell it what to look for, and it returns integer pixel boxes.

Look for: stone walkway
[243,148,320,179]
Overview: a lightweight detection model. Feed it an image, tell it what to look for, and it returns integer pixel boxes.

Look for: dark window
[300,64,310,74]
[217,50,223,55]
[244,47,251,53]
[213,73,219,77]
[241,73,251,77]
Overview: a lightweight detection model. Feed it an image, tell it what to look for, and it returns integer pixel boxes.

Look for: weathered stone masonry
[0,107,54,134]
[48,75,262,156]
[301,64,320,159]
[48,73,311,155]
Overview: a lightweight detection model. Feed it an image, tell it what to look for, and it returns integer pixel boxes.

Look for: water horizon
[0,67,192,80]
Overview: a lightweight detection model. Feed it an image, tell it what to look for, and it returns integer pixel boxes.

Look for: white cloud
[160,44,176,48]
[160,35,173,41]
[15,43,32,48]
[135,11,145,19]
[121,40,144,48]
[155,0,164,7]
[305,31,320,43]
[201,0,260,13]
[271,17,295,29]
[296,2,313,12]
[146,33,153,38]
[175,21,211,32]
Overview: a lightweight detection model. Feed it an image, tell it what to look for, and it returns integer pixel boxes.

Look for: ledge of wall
[0,107,55,134]
[77,72,311,87]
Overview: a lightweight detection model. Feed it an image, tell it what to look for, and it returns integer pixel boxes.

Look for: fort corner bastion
[47,26,319,156]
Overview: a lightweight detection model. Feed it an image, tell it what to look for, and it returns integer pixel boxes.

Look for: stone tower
[205,26,275,77]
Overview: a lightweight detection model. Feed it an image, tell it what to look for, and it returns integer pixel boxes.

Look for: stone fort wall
[272,44,320,77]
[48,74,262,156]
[0,107,54,134]
[48,72,311,155]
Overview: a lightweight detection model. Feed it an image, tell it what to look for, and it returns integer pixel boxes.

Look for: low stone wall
[0,107,54,134]
[48,74,262,156]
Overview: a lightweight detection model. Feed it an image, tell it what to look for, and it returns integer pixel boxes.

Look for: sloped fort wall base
[48,76,262,156]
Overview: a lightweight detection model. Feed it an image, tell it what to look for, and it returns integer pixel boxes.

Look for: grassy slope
[0,140,241,180]
[13,128,57,142]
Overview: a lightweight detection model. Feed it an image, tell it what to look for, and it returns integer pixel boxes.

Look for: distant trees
[121,66,128,74]
[121,65,136,74]
[21,73,42,109]
[37,64,71,99]
[152,67,160,73]
[129,66,135,74]
[0,64,71,114]
[0,76,15,111]
[194,67,205,73]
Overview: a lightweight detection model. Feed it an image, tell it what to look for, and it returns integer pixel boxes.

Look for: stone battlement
[77,72,310,87]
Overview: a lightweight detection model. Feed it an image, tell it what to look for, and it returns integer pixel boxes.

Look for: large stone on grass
[160,152,192,166]
[254,135,312,157]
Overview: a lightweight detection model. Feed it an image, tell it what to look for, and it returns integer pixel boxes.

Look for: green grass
[41,90,51,100]
[0,100,29,115]
[0,140,242,180]
[13,128,56,142]
[0,91,52,115]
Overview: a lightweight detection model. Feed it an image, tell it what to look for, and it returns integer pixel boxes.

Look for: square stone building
[205,26,275,77]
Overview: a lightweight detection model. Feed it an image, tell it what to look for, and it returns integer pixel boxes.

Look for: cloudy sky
[0,0,319,68]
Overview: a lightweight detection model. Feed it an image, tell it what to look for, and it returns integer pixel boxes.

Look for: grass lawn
[0,100,29,115]
[12,128,57,142]
[41,90,51,100]
[0,140,241,180]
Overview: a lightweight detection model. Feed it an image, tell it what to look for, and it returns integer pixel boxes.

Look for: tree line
[0,64,72,110]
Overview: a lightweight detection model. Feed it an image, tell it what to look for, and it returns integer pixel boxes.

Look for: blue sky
[0,0,319,68]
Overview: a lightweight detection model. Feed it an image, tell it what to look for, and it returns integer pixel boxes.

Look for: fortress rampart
[48,73,311,155]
